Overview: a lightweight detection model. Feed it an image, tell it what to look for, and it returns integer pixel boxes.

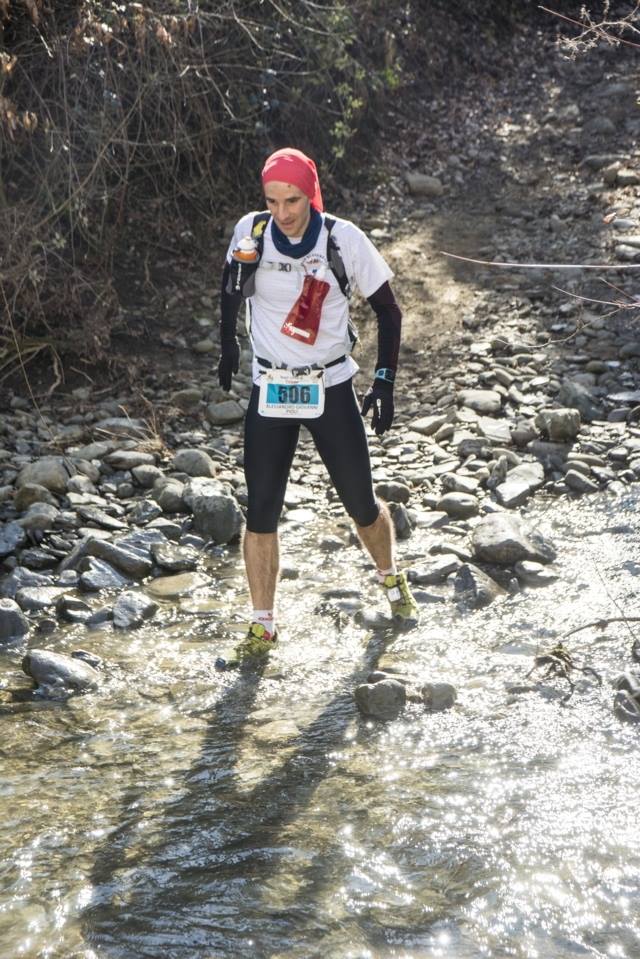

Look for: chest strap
[256,354,346,370]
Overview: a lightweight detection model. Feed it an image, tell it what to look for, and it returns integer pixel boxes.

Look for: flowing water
[2,488,640,959]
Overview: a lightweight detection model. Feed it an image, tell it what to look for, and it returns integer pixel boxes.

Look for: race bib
[258,368,325,419]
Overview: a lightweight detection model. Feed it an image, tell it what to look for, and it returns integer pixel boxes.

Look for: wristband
[374,368,395,384]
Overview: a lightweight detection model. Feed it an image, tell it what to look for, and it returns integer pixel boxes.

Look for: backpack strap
[323,215,352,301]
[251,211,271,257]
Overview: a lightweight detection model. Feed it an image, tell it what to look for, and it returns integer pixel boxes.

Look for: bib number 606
[278,384,311,404]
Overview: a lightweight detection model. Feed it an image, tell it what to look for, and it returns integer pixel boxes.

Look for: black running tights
[244,377,379,534]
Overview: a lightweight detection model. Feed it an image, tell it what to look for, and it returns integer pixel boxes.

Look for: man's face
[264,181,311,237]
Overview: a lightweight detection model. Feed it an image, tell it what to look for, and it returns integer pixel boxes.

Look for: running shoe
[221,622,278,669]
[383,571,419,624]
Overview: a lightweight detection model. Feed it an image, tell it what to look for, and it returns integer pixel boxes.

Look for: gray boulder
[79,558,132,591]
[18,502,59,534]
[354,678,406,720]
[535,407,581,443]
[458,389,502,415]
[173,448,218,478]
[22,648,100,693]
[15,586,68,611]
[16,457,70,493]
[0,598,29,642]
[421,682,457,711]
[558,380,601,422]
[112,591,159,629]
[205,400,245,426]
[472,513,556,566]
[183,478,243,544]
[454,563,506,608]
[0,521,27,558]
[375,480,411,504]
[495,462,545,508]
[14,483,58,511]
[437,492,479,519]
[404,172,444,197]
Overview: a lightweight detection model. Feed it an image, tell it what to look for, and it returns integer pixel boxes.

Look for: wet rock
[173,448,218,478]
[112,591,159,629]
[558,380,601,422]
[77,505,128,532]
[454,563,506,608]
[0,521,27,558]
[105,450,156,470]
[495,462,545,508]
[472,513,557,566]
[146,572,208,599]
[0,598,29,642]
[129,499,163,525]
[86,537,154,579]
[404,172,444,197]
[79,558,132,591]
[514,560,558,586]
[565,469,600,494]
[409,554,462,584]
[87,607,114,629]
[437,492,479,519]
[354,678,406,720]
[375,480,411,504]
[150,542,199,572]
[22,648,100,693]
[18,502,59,534]
[55,596,93,623]
[19,548,58,570]
[16,457,70,494]
[535,408,581,442]
[205,400,245,426]
[15,586,68,611]
[0,567,53,599]
[183,479,243,544]
[421,682,457,711]
[14,483,58,512]
[458,389,502,415]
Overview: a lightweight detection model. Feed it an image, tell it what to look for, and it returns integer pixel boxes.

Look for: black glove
[218,337,240,391]
[361,377,394,436]
[226,258,260,299]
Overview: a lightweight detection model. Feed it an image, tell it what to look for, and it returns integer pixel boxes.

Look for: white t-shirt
[225,212,393,387]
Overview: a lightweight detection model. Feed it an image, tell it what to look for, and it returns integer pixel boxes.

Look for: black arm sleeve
[366,281,401,372]
[220,261,243,344]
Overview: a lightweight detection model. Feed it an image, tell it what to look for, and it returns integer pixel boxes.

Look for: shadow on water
[82,628,399,958]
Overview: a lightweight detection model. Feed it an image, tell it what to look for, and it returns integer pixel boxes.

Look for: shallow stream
[2,488,640,959]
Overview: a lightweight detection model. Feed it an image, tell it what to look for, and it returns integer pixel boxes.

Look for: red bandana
[261,148,324,212]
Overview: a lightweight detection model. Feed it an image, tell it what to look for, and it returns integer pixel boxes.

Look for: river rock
[354,678,406,720]
[154,481,185,514]
[472,513,557,566]
[146,572,208,599]
[18,502,59,534]
[390,502,413,539]
[16,457,70,494]
[55,596,93,623]
[454,563,506,607]
[14,483,58,512]
[0,567,53,599]
[150,542,199,572]
[441,473,480,495]
[375,480,412,504]
[410,414,448,436]
[564,469,600,494]
[0,520,27,558]
[535,407,581,442]
[558,380,601,422]
[409,554,462,584]
[77,505,128,532]
[421,682,457,710]
[93,416,148,438]
[112,590,159,629]
[205,400,245,426]
[79,558,132,591]
[458,389,502,415]
[183,479,243,544]
[494,462,545,508]
[105,449,157,471]
[514,560,558,586]
[128,500,163,525]
[0,598,29,642]
[132,464,164,488]
[404,172,444,197]
[527,439,573,470]
[15,586,68,611]
[437,492,479,519]
[173,448,218,478]
[22,648,100,693]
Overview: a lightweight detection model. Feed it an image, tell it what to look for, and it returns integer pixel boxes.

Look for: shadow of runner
[81,628,396,959]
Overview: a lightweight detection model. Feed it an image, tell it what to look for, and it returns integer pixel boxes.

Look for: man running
[217,147,418,662]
